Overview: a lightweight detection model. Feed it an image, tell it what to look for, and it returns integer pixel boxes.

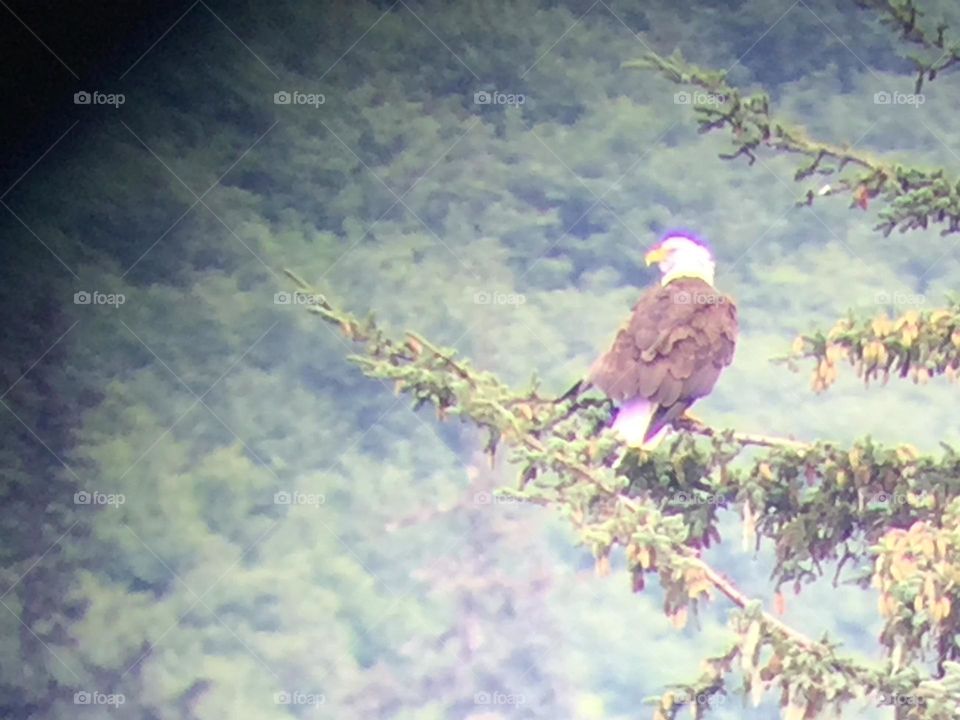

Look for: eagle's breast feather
[588,277,738,439]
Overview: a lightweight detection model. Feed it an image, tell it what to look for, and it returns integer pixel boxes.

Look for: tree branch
[776,301,960,392]
[623,50,960,236]
[288,279,960,717]
[856,0,960,93]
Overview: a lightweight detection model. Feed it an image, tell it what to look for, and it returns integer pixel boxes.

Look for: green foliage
[785,300,960,390]
[6,1,960,719]
[626,48,960,236]
[291,270,960,716]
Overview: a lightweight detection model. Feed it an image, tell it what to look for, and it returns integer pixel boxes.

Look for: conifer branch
[776,300,960,391]
[288,279,960,717]
[623,49,960,236]
[856,0,960,93]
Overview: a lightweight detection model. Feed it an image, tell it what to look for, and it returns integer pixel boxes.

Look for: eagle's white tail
[612,397,668,450]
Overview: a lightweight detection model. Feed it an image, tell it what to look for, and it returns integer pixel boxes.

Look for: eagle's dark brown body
[588,277,738,442]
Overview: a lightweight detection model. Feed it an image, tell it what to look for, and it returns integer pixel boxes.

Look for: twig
[617,495,822,652]
[677,417,811,450]
[411,333,474,382]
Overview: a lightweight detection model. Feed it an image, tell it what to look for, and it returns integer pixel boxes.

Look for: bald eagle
[570,233,738,448]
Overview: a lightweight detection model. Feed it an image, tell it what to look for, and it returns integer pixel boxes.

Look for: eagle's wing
[588,278,738,441]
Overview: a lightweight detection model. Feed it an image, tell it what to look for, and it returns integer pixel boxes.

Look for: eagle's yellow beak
[644,246,669,266]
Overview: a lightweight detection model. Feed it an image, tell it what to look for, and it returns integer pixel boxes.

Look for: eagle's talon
[675,412,707,431]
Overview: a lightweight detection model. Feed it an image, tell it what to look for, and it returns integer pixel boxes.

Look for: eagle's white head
[645,233,715,287]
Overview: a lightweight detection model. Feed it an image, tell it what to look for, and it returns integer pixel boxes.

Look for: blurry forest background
[3,0,960,718]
